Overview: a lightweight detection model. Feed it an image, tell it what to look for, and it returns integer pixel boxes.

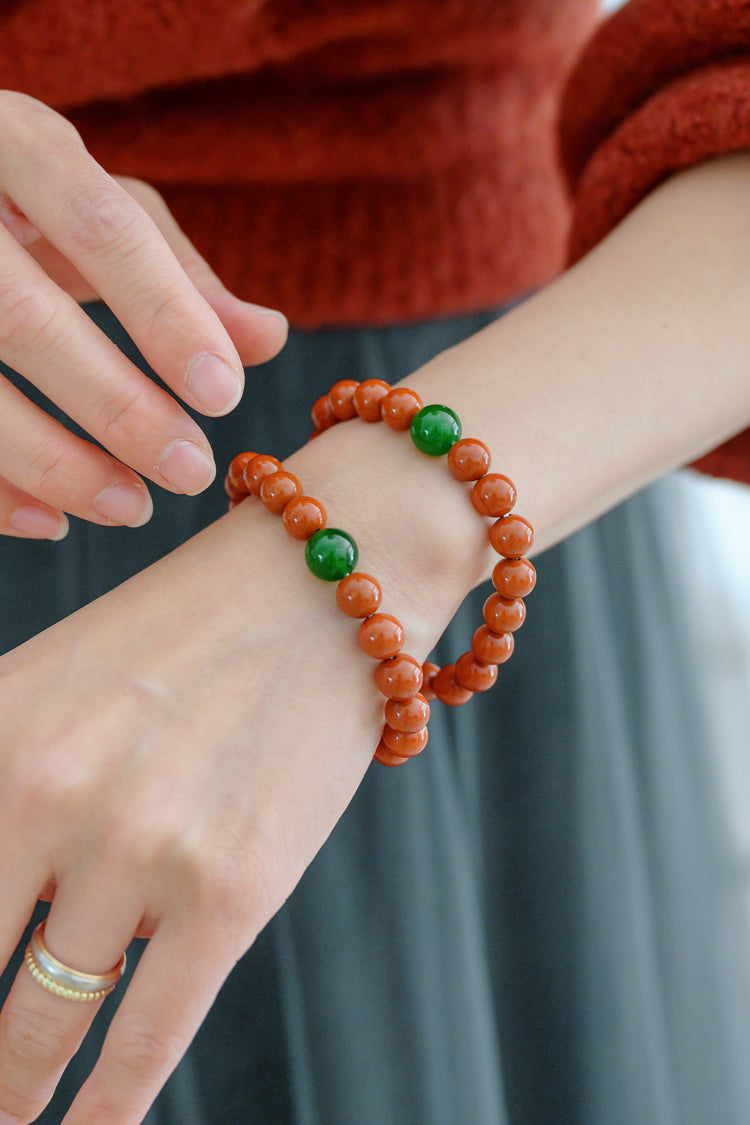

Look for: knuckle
[63,185,143,257]
[1,996,77,1069]
[89,382,142,448]
[0,1079,44,1125]
[110,1018,183,1081]
[0,278,58,352]
[19,433,70,499]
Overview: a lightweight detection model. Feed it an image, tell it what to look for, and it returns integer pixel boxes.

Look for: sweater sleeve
[559,0,750,485]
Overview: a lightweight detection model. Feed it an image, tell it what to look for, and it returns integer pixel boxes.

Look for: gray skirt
[0,305,746,1124]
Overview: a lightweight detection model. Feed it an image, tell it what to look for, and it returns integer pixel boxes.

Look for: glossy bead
[421,661,440,701]
[492,557,537,598]
[374,740,409,767]
[358,614,405,659]
[471,474,517,518]
[328,379,360,421]
[336,572,382,617]
[335,571,382,616]
[471,625,514,665]
[374,654,424,699]
[489,514,535,558]
[282,496,327,540]
[311,394,337,431]
[260,471,302,514]
[224,474,246,503]
[382,388,424,430]
[384,693,430,732]
[228,451,257,491]
[447,438,490,481]
[382,724,429,757]
[455,651,498,693]
[244,454,283,497]
[410,404,462,456]
[483,593,526,633]
[305,528,358,581]
[353,379,390,422]
[432,664,473,706]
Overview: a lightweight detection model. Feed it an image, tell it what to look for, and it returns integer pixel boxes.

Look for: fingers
[0,884,142,1124]
[0,94,284,421]
[0,471,68,540]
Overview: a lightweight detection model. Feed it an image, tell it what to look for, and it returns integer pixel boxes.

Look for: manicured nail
[186,353,243,414]
[9,506,69,540]
[156,440,216,495]
[243,302,289,329]
[93,483,153,527]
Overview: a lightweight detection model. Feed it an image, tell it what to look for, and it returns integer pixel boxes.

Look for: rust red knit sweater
[1,0,750,481]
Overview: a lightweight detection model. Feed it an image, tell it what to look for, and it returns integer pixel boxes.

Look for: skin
[0,95,749,1123]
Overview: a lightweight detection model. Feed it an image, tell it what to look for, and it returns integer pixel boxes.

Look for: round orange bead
[491,557,537,598]
[447,438,491,481]
[374,654,424,699]
[421,661,440,701]
[384,693,430,732]
[471,474,517,518]
[489,515,535,558]
[381,388,424,430]
[260,471,302,514]
[358,614,405,660]
[224,473,247,503]
[382,724,429,757]
[328,379,360,421]
[432,664,473,706]
[455,652,498,693]
[282,496,327,540]
[243,454,283,497]
[228,451,257,491]
[374,740,409,767]
[471,626,515,665]
[483,593,526,633]
[311,394,336,431]
[336,572,382,617]
[353,379,390,422]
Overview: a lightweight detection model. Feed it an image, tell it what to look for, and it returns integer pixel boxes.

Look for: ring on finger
[24,920,127,1002]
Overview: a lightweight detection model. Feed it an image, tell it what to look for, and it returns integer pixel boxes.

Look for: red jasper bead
[374,740,410,767]
[282,496,327,540]
[471,474,517,518]
[224,474,247,503]
[244,454,283,497]
[311,394,337,431]
[336,572,382,617]
[260,471,302,514]
[358,614,405,659]
[483,593,526,633]
[353,379,391,422]
[328,379,360,421]
[455,652,498,693]
[381,388,424,430]
[491,557,537,598]
[471,625,515,665]
[228,451,257,491]
[432,664,473,706]
[382,724,429,757]
[384,693,430,732]
[374,654,424,699]
[421,661,440,701]
[447,438,491,481]
[489,514,535,558]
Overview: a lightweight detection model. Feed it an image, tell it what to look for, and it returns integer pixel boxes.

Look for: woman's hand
[0,91,288,541]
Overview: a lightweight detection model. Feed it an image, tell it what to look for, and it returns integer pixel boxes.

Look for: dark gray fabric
[0,305,745,1123]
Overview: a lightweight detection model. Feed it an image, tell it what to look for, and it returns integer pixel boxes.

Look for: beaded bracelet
[225,380,535,766]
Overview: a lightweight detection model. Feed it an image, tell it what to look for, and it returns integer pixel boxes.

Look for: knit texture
[560,0,750,481]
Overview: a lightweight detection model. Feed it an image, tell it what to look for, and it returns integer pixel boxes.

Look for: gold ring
[24,921,126,1002]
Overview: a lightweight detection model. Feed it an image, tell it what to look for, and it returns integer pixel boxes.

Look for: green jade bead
[410,404,462,456]
[305,528,359,582]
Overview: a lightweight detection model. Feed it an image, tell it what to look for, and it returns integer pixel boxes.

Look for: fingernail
[0,1112,20,1124]
[156,440,216,495]
[9,506,69,540]
[186,353,243,414]
[93,483,153,527]
[243,303,289,329]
